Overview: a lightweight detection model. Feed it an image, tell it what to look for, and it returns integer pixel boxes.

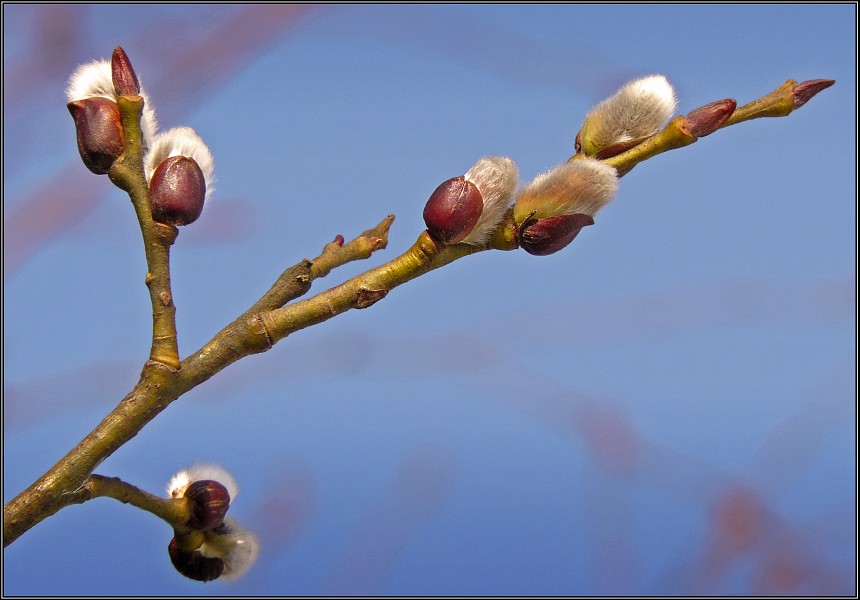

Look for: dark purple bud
[150,155,206,226]
[519,213,595,256]
[792,79,835,109]
[684,99,737,137]
[184,480,230,531]
[67,97,125,175]
[422,176,484,244]
[168,538,224,582]
[111,46,140,96]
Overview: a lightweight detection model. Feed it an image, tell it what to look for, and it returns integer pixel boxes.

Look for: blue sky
[3,4,856,595]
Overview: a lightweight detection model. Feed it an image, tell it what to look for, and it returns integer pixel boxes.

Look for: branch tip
[792,79,835,109]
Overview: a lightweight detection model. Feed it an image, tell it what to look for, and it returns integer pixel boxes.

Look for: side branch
[597,78,834,177]
[244,215,395,316]
[3,219,395,546]
[259,232,482,345]
[109,95,181,369]
[69,475,193,532]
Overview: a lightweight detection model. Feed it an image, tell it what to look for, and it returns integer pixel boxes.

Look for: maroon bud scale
[423,176,484,245]
[67,97,125,174]
[184,480,231,531]
[519,213,595,256]
[111,46,140,97]
[792,79,835,109]
[168,538,225,582]
[684,98,737,138]
[150,155,206,226]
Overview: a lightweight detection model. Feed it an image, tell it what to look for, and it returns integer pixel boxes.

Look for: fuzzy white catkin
[513,158,619,223]
[66,60,115,103]
[461,156,519,246]
[145,127,216,201]
[65,59,159,146]
[167,463,238,500]
[580,75,676,153]
[200,517,260,580]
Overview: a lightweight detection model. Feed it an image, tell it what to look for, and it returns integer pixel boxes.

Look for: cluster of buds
[65,47,157,174]
[420,77,679,256]
[166,465,258,582]
[66,46,214,227]
[509,75,677,254]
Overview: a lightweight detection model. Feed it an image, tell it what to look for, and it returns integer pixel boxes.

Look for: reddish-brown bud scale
[150,155,206,226]
[519,213,595,256]
[111,46,140,96]
[184,480,231,531]
[168,538,225,582]
[423,176,484,244]
[67,97,125,175]
[792,79,835,109]
[685,99,737,138]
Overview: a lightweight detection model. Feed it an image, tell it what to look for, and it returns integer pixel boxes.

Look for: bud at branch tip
[111,46,140,96]
[792,79,835,109]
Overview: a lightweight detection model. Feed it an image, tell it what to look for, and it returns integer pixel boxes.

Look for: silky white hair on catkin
[514,158,619,223]
[166,463,238,500]
[462,156,519,245]
[584,75,676,149]
[199,517,260,580]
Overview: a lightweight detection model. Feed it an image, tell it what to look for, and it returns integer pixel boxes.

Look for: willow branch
[109,95,181,369]
[65,475,194,532]
[3,76,833,550]
[245,215,395,316]
[258,232,483,345]
[593,78,834,177]
[2,220,393,546]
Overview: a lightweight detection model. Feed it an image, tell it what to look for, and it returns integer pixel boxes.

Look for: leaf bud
[66,97,125,174]
[684,98,736,138]
[111,46,140,97]
[184,480,231,531]
[576,75,677,159]
[791,79,835,109]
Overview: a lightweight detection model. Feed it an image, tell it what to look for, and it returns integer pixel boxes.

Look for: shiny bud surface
[423,176,484,244]
[168,538,225,582]
[150,155,206,226]
[792,79,835,109]
[111,46,140,96]
[185,480,231,531]
[684,99,736,138]
[67,97,125,174]
[519,213,595,256]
